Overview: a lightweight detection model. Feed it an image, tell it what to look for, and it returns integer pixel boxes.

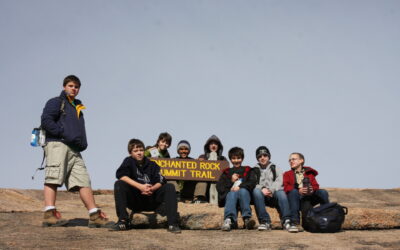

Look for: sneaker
[191,196,207,204]
[88,209,114,228]
[42,209,68,227]
[221,218,232,231]
[257,222,272,231]
[283,219,299,233]
[191,199,207,204]
[109,220,130,231]
[167,225,182,233]
[244,217,256,230]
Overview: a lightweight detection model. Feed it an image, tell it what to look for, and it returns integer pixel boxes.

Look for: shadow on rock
[66,218,89,227]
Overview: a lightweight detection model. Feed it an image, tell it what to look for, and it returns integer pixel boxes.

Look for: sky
[1,0,399,190]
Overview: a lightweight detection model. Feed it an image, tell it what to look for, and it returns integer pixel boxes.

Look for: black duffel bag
[304,202,348,233]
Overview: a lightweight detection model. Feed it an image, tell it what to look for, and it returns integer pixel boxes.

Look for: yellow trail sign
[150,158,230,181]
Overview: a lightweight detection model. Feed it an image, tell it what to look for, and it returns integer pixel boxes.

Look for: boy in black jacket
[216,147,257,231]
[111,139,181,233]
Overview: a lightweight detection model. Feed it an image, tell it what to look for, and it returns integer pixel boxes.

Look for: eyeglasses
[289,158,299,162]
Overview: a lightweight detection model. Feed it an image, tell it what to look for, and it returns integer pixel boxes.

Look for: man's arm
[283,171,294,193]
[41,98,63,136]
[120,176,151,194]
[150,183,162,192]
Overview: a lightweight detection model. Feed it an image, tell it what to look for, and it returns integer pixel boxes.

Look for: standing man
[41,75,112,228]
[283,152,329,231]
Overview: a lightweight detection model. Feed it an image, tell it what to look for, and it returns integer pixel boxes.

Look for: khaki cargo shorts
[44,141,91,191]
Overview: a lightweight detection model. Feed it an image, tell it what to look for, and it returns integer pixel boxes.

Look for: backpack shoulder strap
[270,164,277,181]
[59,97,66,115]
[31,150,46,180]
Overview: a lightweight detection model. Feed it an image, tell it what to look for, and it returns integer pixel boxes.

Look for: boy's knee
[226,191,237,199]
[114,180,126,191]
[252,188,263,197]
[164,183,176,192]
[287,190,299,199]
[274,190,287,200]
[238,188,250,197]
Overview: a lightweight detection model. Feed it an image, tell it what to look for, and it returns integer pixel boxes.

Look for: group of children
[112,132,330,233]
[39,76,329,234]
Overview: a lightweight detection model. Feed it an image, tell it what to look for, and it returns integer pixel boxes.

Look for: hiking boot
[221,218,233,231]
[283,219,299,233]
[109,220,131,231]
[88,209,114,228]
[257,222,272,231]
[167,225,182,234]
[42,209,68,227]
[244,217,256,230]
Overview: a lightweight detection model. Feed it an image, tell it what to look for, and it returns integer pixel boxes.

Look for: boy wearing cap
[175,140,206,203]
[252,146,297,232]
[283,152,330,231]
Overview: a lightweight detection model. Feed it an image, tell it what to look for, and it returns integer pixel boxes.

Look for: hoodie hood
[203,135,224,156]
[302,166,318,176]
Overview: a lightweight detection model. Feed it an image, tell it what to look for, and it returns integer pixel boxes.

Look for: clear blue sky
[1,0,399,189]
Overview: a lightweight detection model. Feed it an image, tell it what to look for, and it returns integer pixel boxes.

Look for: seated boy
[112,138,181,233]
[283,152,330,231]
[175,140,207,203]
[252,146,297,232]
[216,147,257,231]
[199,135,228,204]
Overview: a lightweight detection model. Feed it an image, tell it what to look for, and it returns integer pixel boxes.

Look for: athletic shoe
[244,217,256,230]
[283,219,299,233]
[258,222,272,231]
[167,225,182,233]
[221,218,232,231]
[109,220,130,231]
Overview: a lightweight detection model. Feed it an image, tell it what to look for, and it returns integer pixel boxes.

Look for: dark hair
[228,147,244,160]
[156,132,172,147]
[291,152,305,165]
[63,75,81,87]
[128,139,145,153]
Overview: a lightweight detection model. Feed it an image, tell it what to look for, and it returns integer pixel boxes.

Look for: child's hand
[262,188,272,197]
[140,184,152,193]
[141,184,153,196]
[231,186,240,192]
[231,173,239,182]
[299,186,313,196]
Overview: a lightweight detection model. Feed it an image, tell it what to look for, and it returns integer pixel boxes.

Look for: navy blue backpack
[304,202,348,233]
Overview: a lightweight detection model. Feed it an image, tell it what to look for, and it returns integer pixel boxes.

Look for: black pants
[114,180,179,226]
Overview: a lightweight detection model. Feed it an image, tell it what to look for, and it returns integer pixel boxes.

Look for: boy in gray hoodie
[252,146,298,232]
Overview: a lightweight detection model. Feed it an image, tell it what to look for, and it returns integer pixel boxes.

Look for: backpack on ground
[303,202,348,233]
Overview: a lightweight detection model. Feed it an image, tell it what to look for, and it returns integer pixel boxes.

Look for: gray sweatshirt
[253,162,284,194]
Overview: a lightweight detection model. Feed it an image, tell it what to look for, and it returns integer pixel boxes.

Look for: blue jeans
[224,188,252,222]
[287,189,329,224]
[252,188,291,224]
